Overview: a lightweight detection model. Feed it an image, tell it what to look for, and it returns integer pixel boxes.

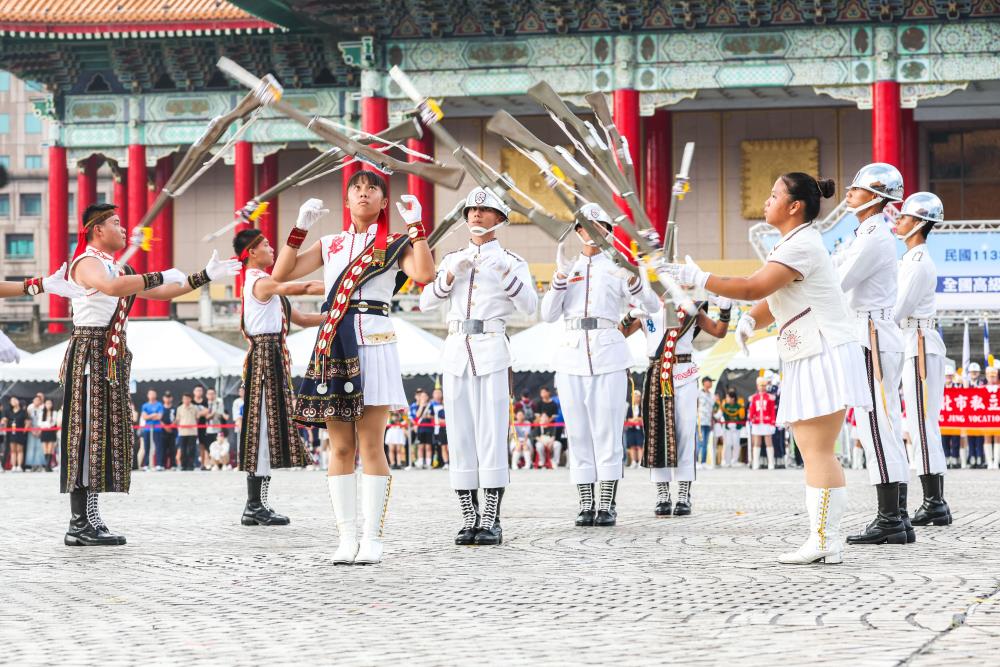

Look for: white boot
[328,474,359,564]
[766,447,776,470]
[355,474,391,564]
[751,446,760,470]
[778,486,846,565]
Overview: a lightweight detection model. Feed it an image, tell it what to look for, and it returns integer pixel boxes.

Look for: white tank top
[69,246,122,327]
[242,269,284,336]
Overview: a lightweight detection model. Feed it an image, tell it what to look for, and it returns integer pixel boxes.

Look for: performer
[718,389,746,467]
[748,376,778,470]
[666,173,868,564]
[62,203,241,546]
[270,171,435,565]
[621,292,727,517]
[540,204,658,527]
[893,192,952,526]
[233,228,325,526]
[0,263,86,363]
[419,187,537,546]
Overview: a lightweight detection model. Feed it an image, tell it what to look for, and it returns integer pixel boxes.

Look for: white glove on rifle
[41,262,86,299]
[0,329,19,364]
[664,254,709,290]
[296,198,328,231]
[477,253,512,278]
[736,314,756,356]
[205,250,242,281]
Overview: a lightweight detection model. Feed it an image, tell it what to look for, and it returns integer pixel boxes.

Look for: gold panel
[740,138,819,220]
[499,146,575,224]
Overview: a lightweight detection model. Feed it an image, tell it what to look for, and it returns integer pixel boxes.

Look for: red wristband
[287,227,308,249]
[407,223,427,243]
[23,277,44,296]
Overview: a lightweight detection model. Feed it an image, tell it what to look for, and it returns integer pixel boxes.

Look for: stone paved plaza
[2,467,998,665]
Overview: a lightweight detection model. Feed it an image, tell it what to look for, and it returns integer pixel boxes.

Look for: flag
[984,317,991,367]
[961,318,970,378]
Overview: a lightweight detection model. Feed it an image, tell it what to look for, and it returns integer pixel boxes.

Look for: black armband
[141,272,164,290]
[621,315,636,329]
[187,269,211,290]
[718,308,732,323]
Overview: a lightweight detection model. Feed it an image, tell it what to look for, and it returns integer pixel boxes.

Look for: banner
[940,386,1000,431]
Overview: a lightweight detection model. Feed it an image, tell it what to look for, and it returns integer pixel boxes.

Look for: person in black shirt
[533,387,563,457]
[161,392,177,471]
[6,397,29,472]
[191,385,210,470]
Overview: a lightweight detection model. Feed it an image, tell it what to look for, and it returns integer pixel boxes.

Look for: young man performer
[837,163,915,546]
[893,192,953,526]
[234,228,325,526]
[540,204,658,527]
[748,376,778,470]
[419,187,537,545]
[622,290,727,516]
[62,203,240,546]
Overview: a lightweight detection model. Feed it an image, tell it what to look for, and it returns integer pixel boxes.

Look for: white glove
[161,268,187,287]
[664,254,709,289]
[449,252,474,277]
[736,314,756,356]
[556,241,574,277]
[205,250,242,281]
[41,262,86,299]
[296,198,329,231]
[0,329,19,364]
[710,294,733,310]
[627,307,649,321]
[395,194,422,226]
[477,253,512,277]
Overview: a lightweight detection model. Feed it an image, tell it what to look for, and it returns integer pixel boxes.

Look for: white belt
[855,307,894,321]
[900,317,936,330]
[565,316,616,331]
[448,319,506,335]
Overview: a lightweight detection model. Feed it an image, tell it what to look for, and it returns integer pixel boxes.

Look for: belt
[900,317,936,329]
[565,316,616,331]
[650,353,692,363]
[448,319,506,335]
[347,300,389,316]
[855,307,894,321]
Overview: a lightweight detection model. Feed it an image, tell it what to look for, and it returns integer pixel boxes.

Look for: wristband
[23,277,44,296]
[287,227,308,249]
[141,272,164,290]
[719,308,732,323]
[407,222,427,244]
[187,269,211,290]
[621,315,636,329]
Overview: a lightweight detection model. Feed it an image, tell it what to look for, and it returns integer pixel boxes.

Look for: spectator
[625,389,643,469]
[985,366,999,469]
[7,396,29,472]
[516,392,536,424]
[39,398,59,472]
[533,412,562,469]
[718,389,745,467]
[204,388,228,467]
[161,392,177,471]
[176,393,200,471]
[696,377,716,466]
[140,389,165,471]
[231,386,245,467]
[534,387,563,442]
[409,389,434,469]
[431,387,449,470]
[385,411,407,470]
[747,377,778,470]
[511,409,533,469]
[25,393,45,471]
[191,385,210,470]
[209,431,230,470]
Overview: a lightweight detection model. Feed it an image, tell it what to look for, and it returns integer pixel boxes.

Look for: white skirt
[750,423,775,436]
[358,343,408,411]
[778,338,871,425]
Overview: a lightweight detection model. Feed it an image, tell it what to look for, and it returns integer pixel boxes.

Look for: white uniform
[540,253,658,484]
[419,240,537,489]
[895,244,947,476]
[836,213,909,485]
[639,304,700,482]
[320,224,406,410]
[242,269,283,476]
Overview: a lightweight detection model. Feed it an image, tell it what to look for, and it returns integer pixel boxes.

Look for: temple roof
[0,0,277,38]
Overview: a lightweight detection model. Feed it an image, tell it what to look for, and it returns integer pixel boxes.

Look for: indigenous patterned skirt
[239,333,310,471]
[294,307,367,427]
[59,326,134,494]
[641,357,678,469]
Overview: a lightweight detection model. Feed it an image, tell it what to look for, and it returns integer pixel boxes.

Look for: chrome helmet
[895,192,943,240]
[847,162,904,215]
[463,187,510,236]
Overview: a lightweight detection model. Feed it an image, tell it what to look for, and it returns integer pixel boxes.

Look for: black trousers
[162,432,177,469]
[179,436,198,471]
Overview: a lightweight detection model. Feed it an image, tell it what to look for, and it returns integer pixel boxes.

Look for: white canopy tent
[287,316,445,376]
[0,321,246,383]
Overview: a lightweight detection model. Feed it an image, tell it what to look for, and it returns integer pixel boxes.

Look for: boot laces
[260,477,273,512]
[598,481,615,512]
[458,491,477,529]
[577,484,594,512]
[85,491,105,530]
[480,490,499,530]
[656,482,671,504]
[678,481,691,504]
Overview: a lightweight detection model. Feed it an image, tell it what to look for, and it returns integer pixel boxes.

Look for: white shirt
[766,223,856,362]
[638,301,701,389]
[895,243,946,358]
[540,252,659,376]
[836,213,904,353]
[242,269,284,336]
[69,246,122,327]
[320,224,400,346]
[419,239,538,377]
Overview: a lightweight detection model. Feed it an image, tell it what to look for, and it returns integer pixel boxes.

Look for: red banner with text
[940,386,1000,432]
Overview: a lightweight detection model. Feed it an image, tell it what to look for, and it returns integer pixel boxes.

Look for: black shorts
[416,430,434,445]
[625,430,644,448]
[435,430,448,446]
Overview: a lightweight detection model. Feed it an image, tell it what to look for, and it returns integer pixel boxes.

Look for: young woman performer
[271,170,435,564]
[666,174,869,565]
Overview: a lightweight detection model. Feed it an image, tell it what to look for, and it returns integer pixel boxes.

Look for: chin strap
[894,221,927,242]
[847,195,884,216]
[467,219,508,237]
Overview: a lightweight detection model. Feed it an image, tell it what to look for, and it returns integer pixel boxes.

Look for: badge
[316,383,328,395]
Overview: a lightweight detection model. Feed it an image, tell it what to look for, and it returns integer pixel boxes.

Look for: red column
[407,130,435,236]
[233,141,254,296]
[257,152,279,250]
[613,89,641,257]
[47,146,68,333]
[127,145,148,316]
[643,109,671,238]
[76,155,98,226]
[900,108,918,197]
[147,155,174,317]
[342,96,390,225]
[113,167,128,244]
[872,81,902,169]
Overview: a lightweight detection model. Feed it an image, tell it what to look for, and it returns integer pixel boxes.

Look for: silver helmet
[463,186,510,236]
[847,163,904,215]
[575,203,613,247]
[896,192,943,241]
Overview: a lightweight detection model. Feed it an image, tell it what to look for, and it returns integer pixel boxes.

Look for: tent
[509,318,652,373]
[0,320,246,382]
[287,316,445,376]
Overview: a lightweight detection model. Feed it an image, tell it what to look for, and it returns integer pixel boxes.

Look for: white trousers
[256,402,271,477]
[902,352,946,476]
[856,349,910,485]
[443,368,511,490]
[650,379,697,483]
[722,427,741,467]
[556,370,627,484]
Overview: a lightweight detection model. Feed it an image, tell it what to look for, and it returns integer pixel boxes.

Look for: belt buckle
[356,302,369,313]
[580,317,598,330]
[466,320,484,335]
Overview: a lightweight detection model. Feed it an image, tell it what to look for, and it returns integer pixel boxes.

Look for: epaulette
[503,249,527,264]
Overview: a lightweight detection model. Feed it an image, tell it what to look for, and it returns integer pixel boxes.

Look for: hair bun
[816,178,836,199]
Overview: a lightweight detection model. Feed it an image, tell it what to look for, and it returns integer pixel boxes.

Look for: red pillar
[257,152,279,251]
[76,155,98,227]
[147,155,174,317]
[233,141,254,296]
[113,167,128,245]
[901,108,918,197]
[643,109,671,238]
[47,146,68,333]
[407,130,435,236]
[872,81,902,170]
[342,96,390,225]
[127,145,148,316]
[613,89,641,257]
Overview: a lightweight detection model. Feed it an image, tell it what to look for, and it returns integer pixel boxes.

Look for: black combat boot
[474,488,504,545]
[594,480,618,527]
[911,474,953,526]
[575,483,596,527]
[242,475,291,526]
[673,481,692,516]
[64,489,124,546]
[455,489,479,545]
[846,482,908,545]
[654,482,673,517]
[899,482,916,543]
